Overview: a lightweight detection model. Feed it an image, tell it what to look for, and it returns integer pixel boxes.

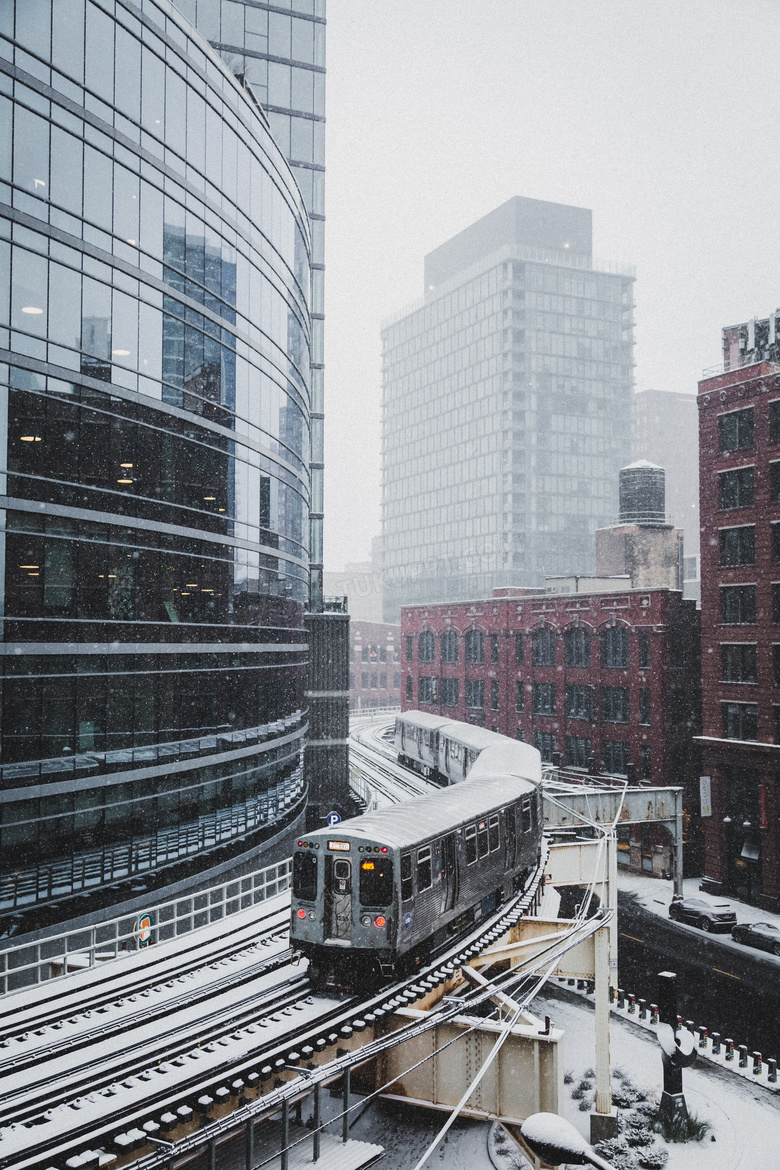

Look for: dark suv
[668,897,736,933]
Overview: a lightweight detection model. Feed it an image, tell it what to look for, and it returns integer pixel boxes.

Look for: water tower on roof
[619,460,666,525]
[596,460,684,590]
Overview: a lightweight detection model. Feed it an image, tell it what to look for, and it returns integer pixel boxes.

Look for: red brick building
[349,620,401,711]
[697,348,780,908]
[401,587,700,791]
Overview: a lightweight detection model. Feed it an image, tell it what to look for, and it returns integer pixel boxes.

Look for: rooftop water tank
[619,460,666,525]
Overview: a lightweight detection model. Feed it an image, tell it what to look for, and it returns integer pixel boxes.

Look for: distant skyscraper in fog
[380,196,635,620]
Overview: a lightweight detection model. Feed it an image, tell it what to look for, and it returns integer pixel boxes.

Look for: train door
[442,833,458,912]
[505,805,517,869]
[326,856,352,940]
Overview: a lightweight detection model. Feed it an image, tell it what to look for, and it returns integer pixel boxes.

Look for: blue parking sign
[327,811,341,826]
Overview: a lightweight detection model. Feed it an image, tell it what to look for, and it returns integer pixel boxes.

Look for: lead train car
[395,710,518,785]
[290,741,542,986]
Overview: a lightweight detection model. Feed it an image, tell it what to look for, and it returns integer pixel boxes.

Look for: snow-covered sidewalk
[538,985,780,1170]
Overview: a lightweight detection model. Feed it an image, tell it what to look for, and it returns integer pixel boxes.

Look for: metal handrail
[0,857,292,996]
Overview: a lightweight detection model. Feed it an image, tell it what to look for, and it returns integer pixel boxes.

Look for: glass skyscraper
[173,0,326,607]
[0,0,314,923]
[381,196,635,620]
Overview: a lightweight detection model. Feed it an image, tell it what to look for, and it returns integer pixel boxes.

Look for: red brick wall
[401,588,699,789]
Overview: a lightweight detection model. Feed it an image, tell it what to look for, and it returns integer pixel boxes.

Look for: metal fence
[0,770,304,913]
[0,858,292,996]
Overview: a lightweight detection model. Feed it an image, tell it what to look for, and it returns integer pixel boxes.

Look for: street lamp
[520,1113,616,1169]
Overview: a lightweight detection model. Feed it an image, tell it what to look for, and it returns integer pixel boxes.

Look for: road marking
[620,933,644,943]
[712,968,740,980]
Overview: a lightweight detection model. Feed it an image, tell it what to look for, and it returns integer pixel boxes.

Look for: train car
[394,711,452,779]
[437,722,516,785]
[290,740,543,986]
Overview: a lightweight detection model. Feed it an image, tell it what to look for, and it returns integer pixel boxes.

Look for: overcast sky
[322,0,780,571]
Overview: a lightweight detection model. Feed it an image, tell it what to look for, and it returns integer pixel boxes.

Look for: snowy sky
[322,0,780,570]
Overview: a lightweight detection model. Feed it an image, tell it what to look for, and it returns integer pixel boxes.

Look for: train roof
[308,773,536,851]
[469,742,542,785]
[438,723,515,752]
[395,711,453,731]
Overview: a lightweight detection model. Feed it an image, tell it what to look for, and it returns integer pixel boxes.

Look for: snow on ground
[535,985,780,1169]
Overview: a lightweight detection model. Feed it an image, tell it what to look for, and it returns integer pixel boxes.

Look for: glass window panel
[269,11,291,56]
[48,262,82,349]
[290,116,312,162]
[0,94,11,181]
[81,275,111,358]
[12,246,48,335]
[16,0,51,57]
[52,0,85,82]
[139,179,163,258]
[291,17,314,63]
[291,68,313,112]
[313,120,325,165]
[268,62,291,108]
[85,1,114,104]
[0,239,9,325]
[83,145,113,231]
[141,46,165,135]
[50,126,83,215]
[186,89,206,175]
[111,288,138,369]
[221,0,244,44]
[113,165,140,244]
[165,68,187,157]
[115,25,141,122]
[13,105,50,199]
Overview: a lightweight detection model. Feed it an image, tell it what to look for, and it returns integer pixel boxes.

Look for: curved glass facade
[0,0,312,912]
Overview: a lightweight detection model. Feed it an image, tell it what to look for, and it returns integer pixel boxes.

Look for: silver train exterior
[290,728,543,985]
[395,710,520,784]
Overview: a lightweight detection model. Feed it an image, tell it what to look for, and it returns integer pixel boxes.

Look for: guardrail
[0,858,292,996]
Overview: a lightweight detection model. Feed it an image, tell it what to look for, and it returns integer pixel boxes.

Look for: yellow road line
[620,933,644,943]
[712,968,740,980]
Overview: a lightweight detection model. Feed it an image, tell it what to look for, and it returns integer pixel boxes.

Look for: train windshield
[293,851,318,901]
[359,855,393,907]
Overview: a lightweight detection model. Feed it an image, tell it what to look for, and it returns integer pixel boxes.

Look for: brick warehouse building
[698,325,780,909]
[401,588,700,794]
[349,620,401,711]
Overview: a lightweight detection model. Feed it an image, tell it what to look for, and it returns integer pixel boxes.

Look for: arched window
[601,626,629,668]
[564,627,590,667]
[531,627,556,666]
[464,629,484,664]
[440,629,458,663]
[418,630,435,662]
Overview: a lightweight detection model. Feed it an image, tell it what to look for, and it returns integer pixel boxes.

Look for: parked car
[731,921,780,956]
[668,897,736,932]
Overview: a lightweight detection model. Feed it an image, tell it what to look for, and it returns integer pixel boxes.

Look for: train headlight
[361,914,371,927]
[374,916,386,928]
[296,909,306,919]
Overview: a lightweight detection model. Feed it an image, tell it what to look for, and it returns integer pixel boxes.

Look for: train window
[477,820,489,858]
[417,846,432,890]
[292,851,317,902]
[401,853,413,901]
[522,798,533,833]
[489,815,500,852]
[360,856,393,906]
[465,825,477,864]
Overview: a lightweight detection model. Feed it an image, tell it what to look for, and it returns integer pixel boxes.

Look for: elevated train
[394,711,521,785]
[290,714,543,986]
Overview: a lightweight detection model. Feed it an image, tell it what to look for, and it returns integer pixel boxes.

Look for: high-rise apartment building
[0,0,315,929]
[697,314,780,909]
[381,196,635,621]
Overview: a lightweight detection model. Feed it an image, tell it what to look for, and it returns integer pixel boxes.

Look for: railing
[0,858,293,996]
[349,705,400,720]
[0,766,304,912]
[701,357,780,379]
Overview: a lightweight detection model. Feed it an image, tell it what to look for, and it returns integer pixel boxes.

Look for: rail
[0,858,292,995]
[0,767,304,913]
